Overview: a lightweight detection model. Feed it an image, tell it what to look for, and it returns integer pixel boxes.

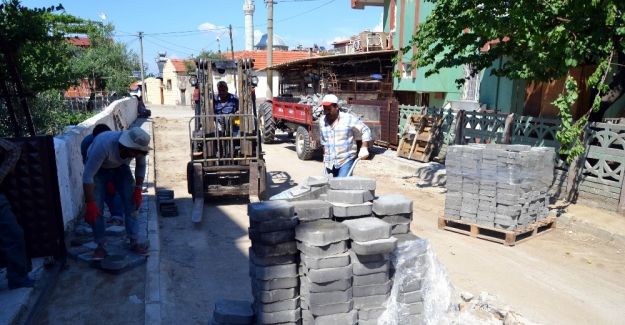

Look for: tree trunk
[589,50,625,121]
[3,49,35,135]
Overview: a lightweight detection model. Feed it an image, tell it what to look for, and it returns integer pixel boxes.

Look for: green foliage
[554,77,585,162]
[185,50,224,74]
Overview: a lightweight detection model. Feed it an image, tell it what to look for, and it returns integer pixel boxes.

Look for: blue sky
[22,0,383,73]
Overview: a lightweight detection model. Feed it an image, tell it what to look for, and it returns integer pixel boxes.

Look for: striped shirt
[320,112,371,169]
[214,93,239,114]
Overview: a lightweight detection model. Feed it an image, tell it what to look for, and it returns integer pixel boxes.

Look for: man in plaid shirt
[319,94,371,177]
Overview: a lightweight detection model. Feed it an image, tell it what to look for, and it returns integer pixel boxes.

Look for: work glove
[358,147,370,160]
[106,181,116,195]
[84,202,100,226]
[132,186,143,210]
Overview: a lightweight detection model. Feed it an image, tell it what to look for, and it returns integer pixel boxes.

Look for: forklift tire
[295,126,315,160]
[186,162,194,194]
[259,101,276,144]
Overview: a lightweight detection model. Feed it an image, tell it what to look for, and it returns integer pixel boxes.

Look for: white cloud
[198,22,227,32]
[372,13,383,32]
[254,29,263,43]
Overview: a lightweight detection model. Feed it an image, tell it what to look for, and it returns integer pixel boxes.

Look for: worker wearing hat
[319,94,371,177]
[83,127,151,259]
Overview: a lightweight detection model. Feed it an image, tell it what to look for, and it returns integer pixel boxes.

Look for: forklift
[187,58,267,222]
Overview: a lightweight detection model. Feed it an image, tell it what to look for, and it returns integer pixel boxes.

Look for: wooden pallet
[396,114,441,162]
[437,216,557,246]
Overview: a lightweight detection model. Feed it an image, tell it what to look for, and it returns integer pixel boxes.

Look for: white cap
[119,127,151,153]
[321,94,339,106]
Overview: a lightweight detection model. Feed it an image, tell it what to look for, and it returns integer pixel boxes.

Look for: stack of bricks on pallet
[342,217,396,325]
[210,300,254,325]
[248,201,301,324]
[296,220,355,324]
[156,189,178,217]
[445,144,555,230]
[390,238,428,324]
[373,194,413,235]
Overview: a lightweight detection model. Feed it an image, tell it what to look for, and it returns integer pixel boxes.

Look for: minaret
[243,0,255,51]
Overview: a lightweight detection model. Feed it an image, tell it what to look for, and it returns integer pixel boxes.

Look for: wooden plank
[439,216,557,246]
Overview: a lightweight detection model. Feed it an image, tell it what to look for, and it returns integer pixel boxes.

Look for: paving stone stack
[373,194,414,235]
[210,300,254,325]
[342,217,397,325]
[327,176,376,220]
[296,220,355,324]
[387,238,428,325]
[248,201,301,325]
[445,144,555,230]
[156,189,178,217]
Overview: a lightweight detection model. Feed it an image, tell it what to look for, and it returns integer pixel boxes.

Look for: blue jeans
[105,192,123,219]
[326,158,356,177]
[0,193,30,285]
[92,165,138,244]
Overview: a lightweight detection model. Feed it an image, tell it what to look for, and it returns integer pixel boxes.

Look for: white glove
[358,147,369,159]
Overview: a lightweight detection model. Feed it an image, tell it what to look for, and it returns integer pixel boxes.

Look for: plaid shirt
[0,138,21,185]
[320,112,371,169]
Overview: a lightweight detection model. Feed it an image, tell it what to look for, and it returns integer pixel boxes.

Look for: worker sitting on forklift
[320,94,371,177]
[214,81,240,134]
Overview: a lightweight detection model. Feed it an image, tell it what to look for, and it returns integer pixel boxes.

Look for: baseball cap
[321,94,339,106]
[119,127,151,153]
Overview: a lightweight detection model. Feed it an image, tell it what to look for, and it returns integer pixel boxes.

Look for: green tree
[406,1,625,159]
[185,50,224,74]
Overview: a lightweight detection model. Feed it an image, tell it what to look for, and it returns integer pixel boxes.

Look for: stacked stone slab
[373,194,413,235]
[296,220,355,324]
[445,144,555,230]
[327,176,376,220]
[248,201,301,324]
[343,217,397,325]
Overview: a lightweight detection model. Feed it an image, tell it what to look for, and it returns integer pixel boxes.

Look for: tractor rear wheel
[295,126,315,160]
[259,101,275,143]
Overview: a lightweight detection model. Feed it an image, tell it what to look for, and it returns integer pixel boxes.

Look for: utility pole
[229,24,235,60]
[266,0,274,99]
[139,32,146,101]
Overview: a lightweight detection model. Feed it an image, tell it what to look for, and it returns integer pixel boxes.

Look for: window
[402,62,413,79]
[166,79,172,90]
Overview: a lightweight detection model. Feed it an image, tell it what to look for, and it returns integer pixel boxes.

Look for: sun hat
[119,127,151,153]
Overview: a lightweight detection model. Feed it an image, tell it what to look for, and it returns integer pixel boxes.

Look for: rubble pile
[444,144,555,230]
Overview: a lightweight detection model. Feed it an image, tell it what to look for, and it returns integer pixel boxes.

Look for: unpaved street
[152,105,625,325]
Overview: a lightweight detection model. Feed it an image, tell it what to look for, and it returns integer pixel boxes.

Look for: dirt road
[152,105,624,325]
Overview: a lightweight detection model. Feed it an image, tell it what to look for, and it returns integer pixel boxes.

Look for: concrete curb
[556,213,625,247]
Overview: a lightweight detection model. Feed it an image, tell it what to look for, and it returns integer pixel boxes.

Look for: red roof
[232,50,315,70]
[67,37,90,48]
[170,59,193,72]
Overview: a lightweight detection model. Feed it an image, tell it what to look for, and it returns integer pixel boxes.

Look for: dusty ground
[151,105,625,325]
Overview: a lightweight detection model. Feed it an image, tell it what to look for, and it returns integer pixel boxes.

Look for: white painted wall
[54,97,138,227]
[254,71,280,100]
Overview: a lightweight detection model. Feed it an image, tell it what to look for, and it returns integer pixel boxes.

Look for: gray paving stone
[307,175,332,187]
[391,232,420,244]
[301,309,314,324]
[331,202,372,218]
[250,217,298,233]
[398,277,423,293]
[252,263,298,280]
[350,251,389,264]
[292,200,332,222]
[249,228,295,245]
[213,300,254,325]
[309,300,353,317]
[313,310,357,325]
[372,194,413,215]
[329,176,376,191]
[303,277,352,293]
[248,201,294,222]
[327,189,374,204]
[105,225,126,236]
[297,240,347,258]
[353,294,389,309]
[309,287,353,305]
[379,214,412,224]
[255,308,301,324]
[295,220,349,246]
[399,301,424,315]
[304,264,353,283]
[249,248,297,266]
[352,259,390,276]
[254,276,299,291]
[252,286,297,304]
[301,252,350,269]
[396,289,424,304]
[342,217,391,242]
[358,319,380,325]
[257,297,300,313]
[358,307,386,321]
[353,272,389,286]
[391,223,410,234]
[353,280,392,297]
[252,241,297,257]
[351,237,397,255]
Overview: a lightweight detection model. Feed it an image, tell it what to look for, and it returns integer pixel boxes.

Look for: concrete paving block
[329,176,376,191]
[252,263,298,280]
[248,201,294,222]
[249,248,297,266]
[351,237,397,255]
[255,308,301,324]
[391,223,410,235]
[353,280,392,297]
[379,214,412,224]
[396,289,424,304]
[309,300,353,317]
[250,217,298,233]
[254,276,299,291]
[327,189,374,204]
[372,195,413,215]
[105,225,126,236]
[302,309,314,324]
[309,287,353,305]
[313,310,357,325]
[67,246,91,258]
[398,278,424,293]
[257,297,300,313]
[307,175,332,187]
[331,202,373,218]
[292,200,332,222]
[252,286,298,304]
[303,277,352,293]
[301,252,350,269]
[249,228,295,245]
[399,301,424,315]
[353,272,389,286]
[358,319,380,325]
[82,241,98,250]
[295,220,349,246]
[304,264,353,283]
[353,294,389,309]
[297,240,347,258]
[350,251,389,264]
[253,241,298,257]
[358,307,386,321]
[342,217,391,242]
[213,300,254,324]
[352,259,390,276]
[392,232,420,244]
